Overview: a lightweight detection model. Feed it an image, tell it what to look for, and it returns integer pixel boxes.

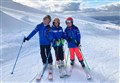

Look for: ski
[67,65,74,76]
[58,67,64,78]
[82,67,92,80]
[58,66,64,78]
[58,66,70,78]
[64,67,71,77]
[47,64,53,81]
[36,73,42,82]
[29,73,38,83]
[35,63,48,82]
[47,72,53,81]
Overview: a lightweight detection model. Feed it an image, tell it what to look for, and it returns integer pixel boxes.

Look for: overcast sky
[10,0,120,16]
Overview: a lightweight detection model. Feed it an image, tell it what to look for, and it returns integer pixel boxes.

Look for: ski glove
[54,40,57,44]
[23,37,29,42]
[54,39,60,46]
[60,38,65,45]
[76,41,80,47]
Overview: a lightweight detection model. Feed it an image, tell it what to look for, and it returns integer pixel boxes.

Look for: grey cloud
[81,3,120,13]
[99,3,120,11]
[63,2,81,11]
[81,8,98,12]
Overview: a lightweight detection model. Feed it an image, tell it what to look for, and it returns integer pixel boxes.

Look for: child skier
[64,17,85,68]
[52,18,66,78]
[23,15,53,80]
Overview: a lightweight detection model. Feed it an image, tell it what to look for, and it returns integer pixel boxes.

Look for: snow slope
[1,2,120,83]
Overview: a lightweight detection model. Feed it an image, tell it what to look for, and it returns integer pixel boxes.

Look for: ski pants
[53,46,64,61]
[69,47,83,61]
[40,45,53,64]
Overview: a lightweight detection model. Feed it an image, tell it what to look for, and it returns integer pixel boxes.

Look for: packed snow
[1,1,120,83]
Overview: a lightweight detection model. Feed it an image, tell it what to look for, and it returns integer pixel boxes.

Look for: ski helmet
[43,15,51,22]
[66,17,73,24]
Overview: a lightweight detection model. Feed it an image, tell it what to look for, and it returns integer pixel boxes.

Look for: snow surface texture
[1,1,120,83]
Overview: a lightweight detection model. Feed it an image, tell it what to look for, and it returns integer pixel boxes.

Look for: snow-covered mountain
[1,0,47,14]
[1,0,120,83]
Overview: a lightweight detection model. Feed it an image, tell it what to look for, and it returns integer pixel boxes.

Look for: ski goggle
[66,20,72,24]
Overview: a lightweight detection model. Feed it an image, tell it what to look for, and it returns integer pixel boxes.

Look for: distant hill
[91,16,120,25]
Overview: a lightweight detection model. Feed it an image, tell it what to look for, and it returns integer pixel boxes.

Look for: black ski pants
[40,45,53,64]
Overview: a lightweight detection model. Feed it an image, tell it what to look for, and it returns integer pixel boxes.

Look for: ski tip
[48,78,53,81]
[36,79,41,82]
[87,77,92,80]
[60,76,64,78]
[47,76,53,81]
[64,74,71,77]
[36,77,41,81]
[11,72,13,74]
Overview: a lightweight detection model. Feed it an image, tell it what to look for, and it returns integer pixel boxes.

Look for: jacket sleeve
[48,29,54,42]
[75,27,81,43]
[61,27,64,39]
[27,25,39,40]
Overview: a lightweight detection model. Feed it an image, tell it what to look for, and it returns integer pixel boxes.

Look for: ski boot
[58,60,67,78]
[79,60,85,68]
[56,60,61,69]
[70,60,75,66]
[47,64,53,80]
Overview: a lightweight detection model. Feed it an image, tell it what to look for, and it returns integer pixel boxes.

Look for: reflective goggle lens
[66,20,72,24]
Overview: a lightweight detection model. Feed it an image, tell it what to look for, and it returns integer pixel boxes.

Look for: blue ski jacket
[64,25,81,48]
[27,22,53,45]
[52,25,64,47]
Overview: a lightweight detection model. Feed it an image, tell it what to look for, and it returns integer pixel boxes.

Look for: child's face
[54,22,59,27]
[66,21,72,27]
[43,18,50,25]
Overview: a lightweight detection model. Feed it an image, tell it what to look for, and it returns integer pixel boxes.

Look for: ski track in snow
[1,3,120,83]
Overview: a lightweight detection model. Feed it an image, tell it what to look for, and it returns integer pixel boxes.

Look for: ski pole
[79,47,90,71]
[65,48,69,67]
[75,40,90,70]
[63,42,69,67]
[11,37,25,74]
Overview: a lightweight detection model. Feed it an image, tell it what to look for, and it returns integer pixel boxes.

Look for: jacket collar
[42,22,49,27]
[52,25,61,30]
[67,25,75,30]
